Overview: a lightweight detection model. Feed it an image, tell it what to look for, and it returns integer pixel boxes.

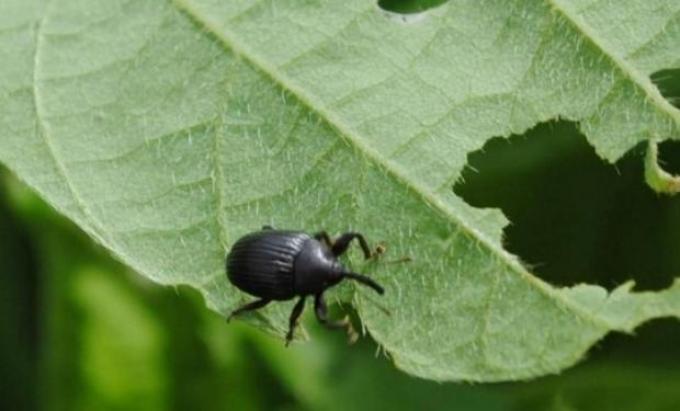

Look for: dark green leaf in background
[0,173,38,411]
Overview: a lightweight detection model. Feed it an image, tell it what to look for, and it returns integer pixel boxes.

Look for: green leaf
[1,0,680,381]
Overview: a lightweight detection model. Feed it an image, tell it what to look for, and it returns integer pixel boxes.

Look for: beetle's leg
[313,231,333,247]
[332,232,372,259]
[285,296,306,346]
[227,298,271,322]
[314,293,358,344]
[262,225,274,230]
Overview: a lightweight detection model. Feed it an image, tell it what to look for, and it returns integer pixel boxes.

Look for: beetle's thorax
[293,238,344,295]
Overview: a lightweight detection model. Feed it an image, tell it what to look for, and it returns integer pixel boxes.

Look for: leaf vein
[548,0,680,126]
[174,0,615,331]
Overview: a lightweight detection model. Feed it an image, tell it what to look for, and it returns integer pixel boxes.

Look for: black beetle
[226,226,384,344]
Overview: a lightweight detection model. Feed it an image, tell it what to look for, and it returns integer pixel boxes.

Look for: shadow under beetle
[226,226,384,345]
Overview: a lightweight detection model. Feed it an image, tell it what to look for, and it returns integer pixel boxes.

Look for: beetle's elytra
[226,226,384,345]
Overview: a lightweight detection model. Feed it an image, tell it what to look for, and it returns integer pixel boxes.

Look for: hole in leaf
[651,68,680,109]
[656,140,680,175]
[647,68,680,194]
[378,0,447,14]
[454,120,680,291]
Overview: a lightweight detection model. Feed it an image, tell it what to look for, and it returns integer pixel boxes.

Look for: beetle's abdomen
[226,230,310,300]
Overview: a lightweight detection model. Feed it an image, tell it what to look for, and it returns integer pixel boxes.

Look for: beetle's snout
[325,262,344,285]
[331,261,344,276]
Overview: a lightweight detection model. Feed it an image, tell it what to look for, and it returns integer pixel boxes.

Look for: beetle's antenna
[344,272,384,295]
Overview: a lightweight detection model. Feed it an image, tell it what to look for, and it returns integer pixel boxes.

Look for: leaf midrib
[548,0,680,126]
[174,0,614,330]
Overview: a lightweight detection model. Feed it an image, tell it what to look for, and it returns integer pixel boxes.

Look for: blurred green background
[3,1,680,409]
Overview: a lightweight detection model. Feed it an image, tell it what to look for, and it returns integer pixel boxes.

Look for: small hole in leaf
[378,0,447,14]
[651,68,680,109]
[656,140,680,175]
[454,120,680,291]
